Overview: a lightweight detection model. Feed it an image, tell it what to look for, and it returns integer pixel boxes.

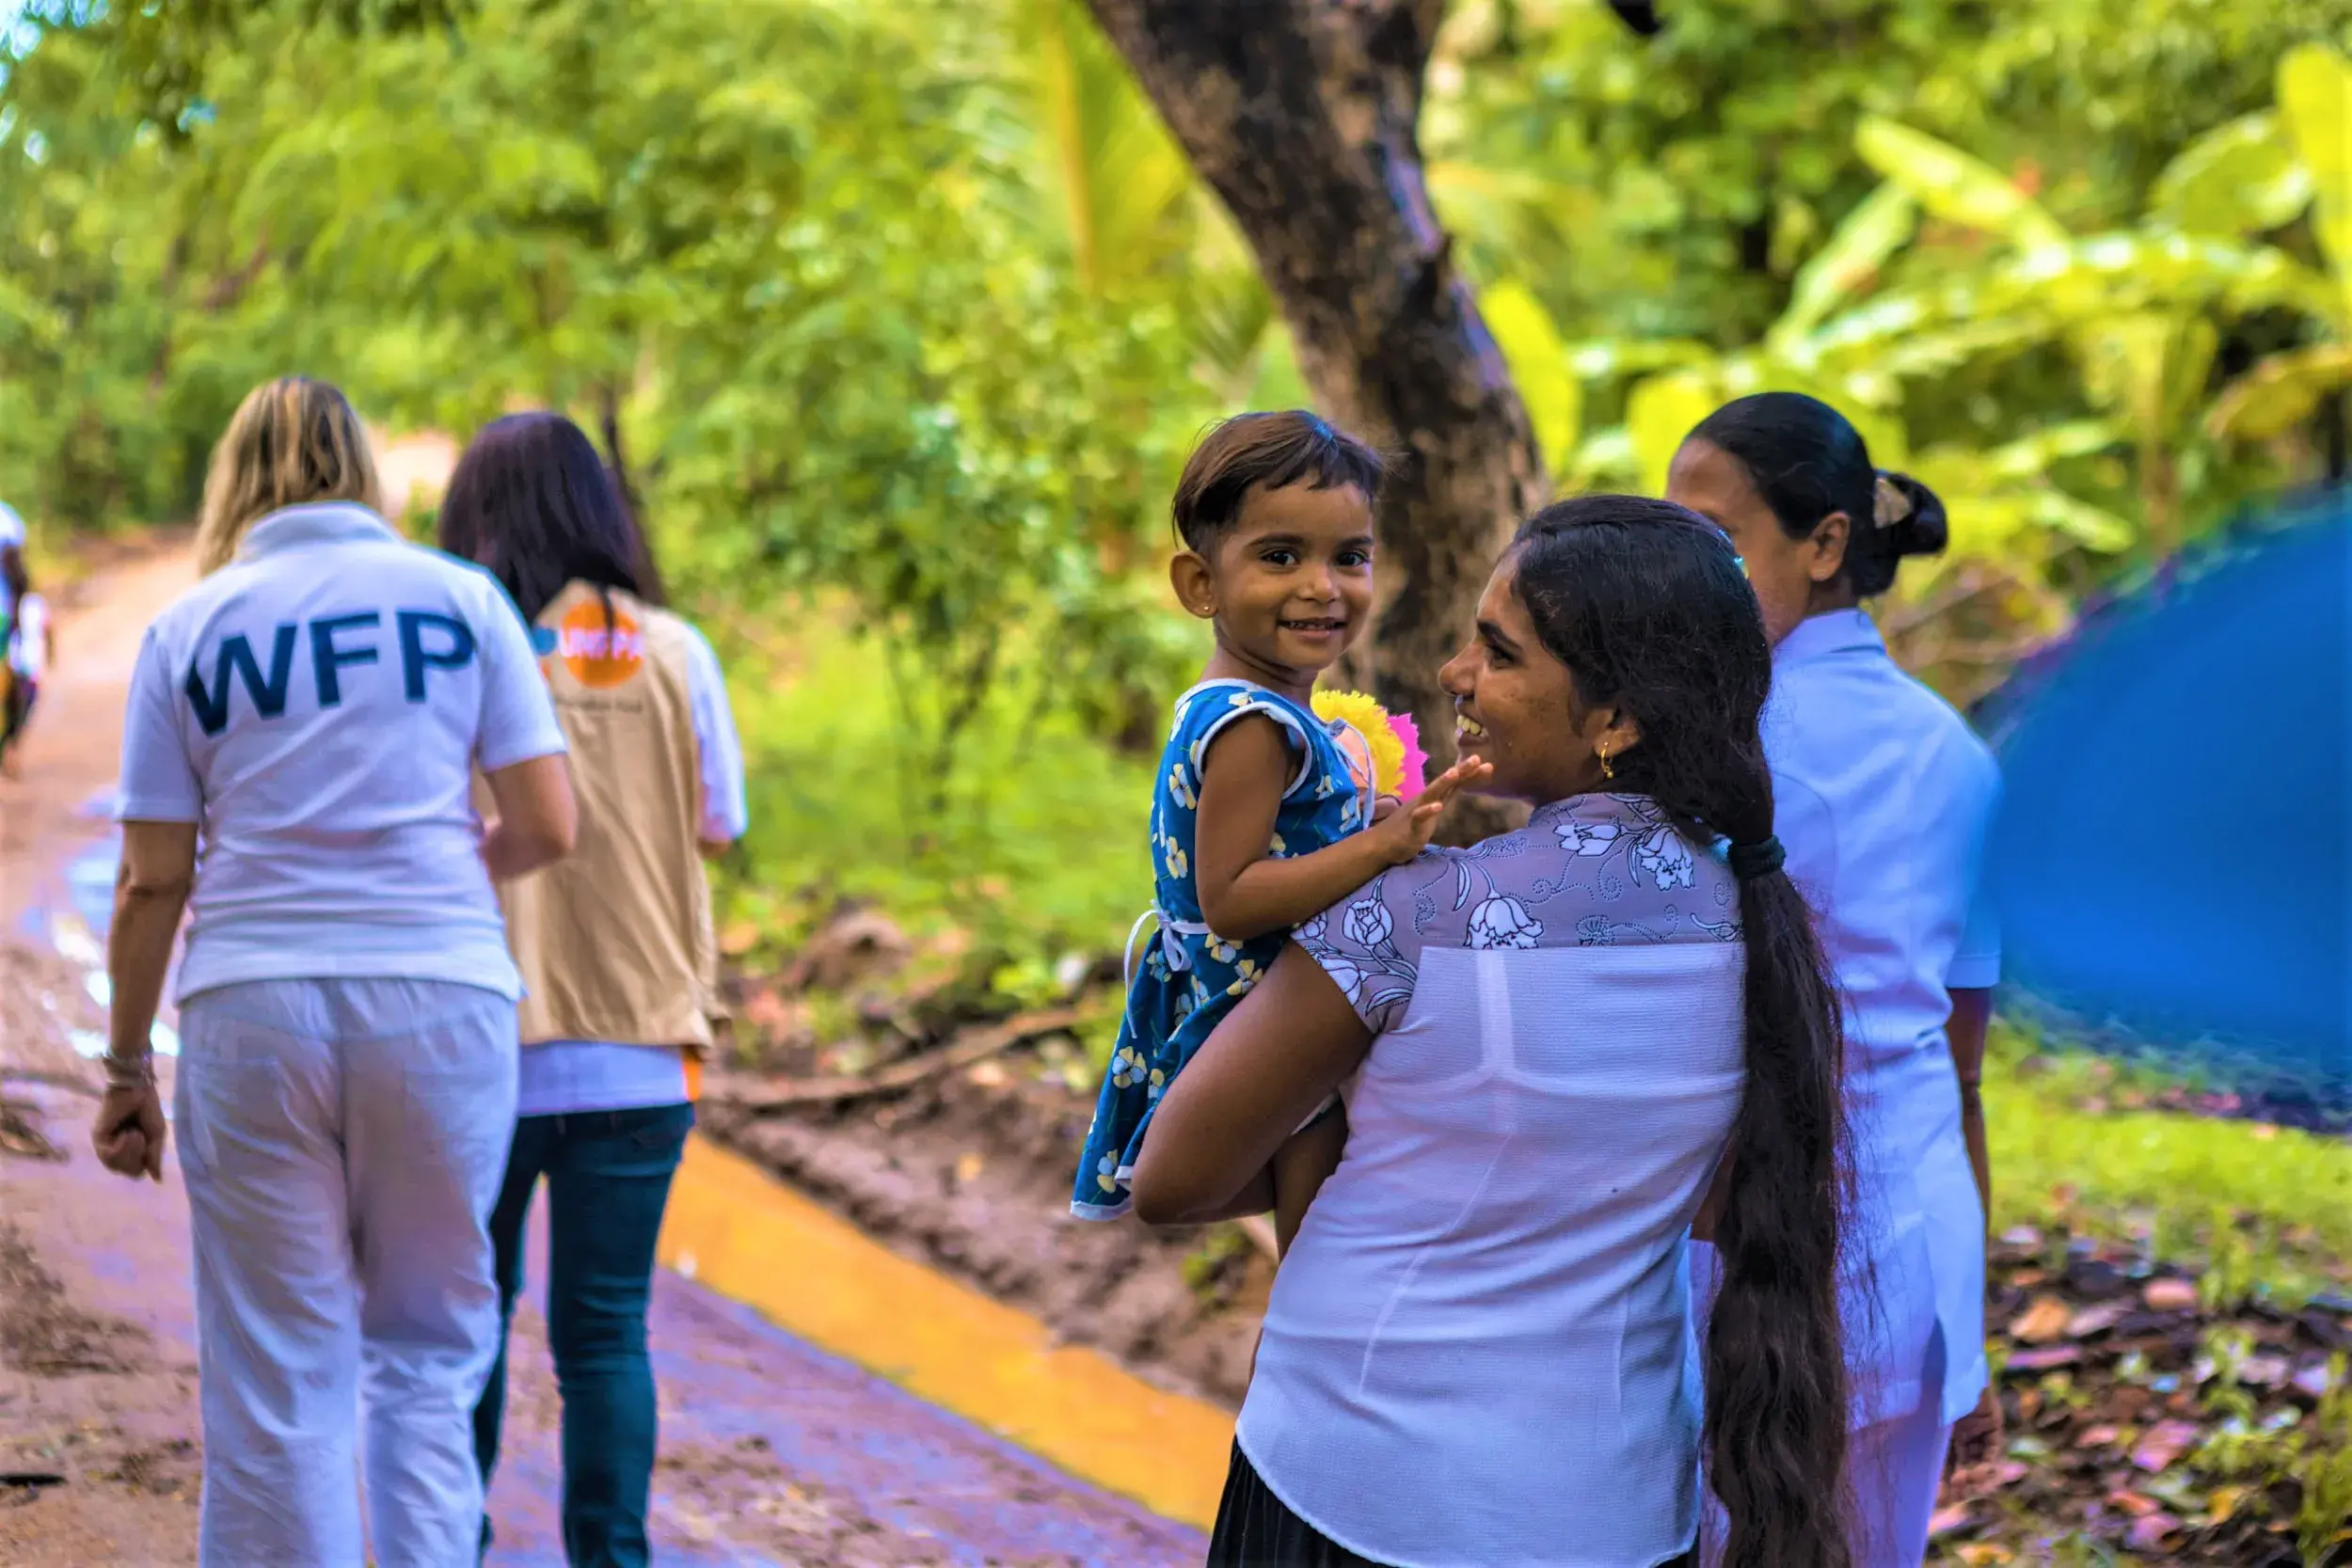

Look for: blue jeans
[473,1101,695,1568]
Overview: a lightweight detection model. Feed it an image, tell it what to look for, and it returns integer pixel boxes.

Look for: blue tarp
[1979,494,2351,1105]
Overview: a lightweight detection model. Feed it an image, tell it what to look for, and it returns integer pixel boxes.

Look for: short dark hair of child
[1170,411,1386,555]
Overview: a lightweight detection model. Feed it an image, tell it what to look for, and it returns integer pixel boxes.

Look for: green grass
[712,603,1168,1010]
[1987,1024,2352,1304]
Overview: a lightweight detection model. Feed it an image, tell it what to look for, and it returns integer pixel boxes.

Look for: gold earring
[1598,743,1614,783]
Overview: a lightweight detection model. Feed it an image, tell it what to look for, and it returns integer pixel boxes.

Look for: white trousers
[175,978,518,1568]
[1694,1244,1955,1568]
[1844,1328,1955,1568]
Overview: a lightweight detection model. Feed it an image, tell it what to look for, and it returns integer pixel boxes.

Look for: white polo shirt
[0,501,23,626]
[9,593,48,678]
[1766,608,2001,1429]
[118,502,567,1003]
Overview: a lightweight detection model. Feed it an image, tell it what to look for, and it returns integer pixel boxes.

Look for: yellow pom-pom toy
[1311,689,1426,800]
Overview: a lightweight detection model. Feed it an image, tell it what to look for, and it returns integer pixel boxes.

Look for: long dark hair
[1690,391,1947,597]
[1510,496,1851,1568]
[437,411,664,624]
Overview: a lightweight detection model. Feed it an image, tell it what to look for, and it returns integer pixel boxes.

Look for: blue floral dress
[1072,679,1370,1219]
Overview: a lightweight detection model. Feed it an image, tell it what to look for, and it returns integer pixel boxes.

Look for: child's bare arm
[1192,715,1486,942]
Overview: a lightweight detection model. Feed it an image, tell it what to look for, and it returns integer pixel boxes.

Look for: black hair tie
[1725,836,1786,881]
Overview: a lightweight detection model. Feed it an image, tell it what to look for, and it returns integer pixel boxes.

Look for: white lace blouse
[1241,793,1747,1568]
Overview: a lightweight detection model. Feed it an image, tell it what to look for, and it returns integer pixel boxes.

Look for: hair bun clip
[1872,474,1912,531]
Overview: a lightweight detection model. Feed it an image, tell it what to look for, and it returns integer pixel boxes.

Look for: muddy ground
[0,539,1205,1566]
[700,918,2352,1565]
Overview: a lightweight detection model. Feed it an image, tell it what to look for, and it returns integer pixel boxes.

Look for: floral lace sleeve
[1294,859,1436,1035]
[1293,795,1744,1036]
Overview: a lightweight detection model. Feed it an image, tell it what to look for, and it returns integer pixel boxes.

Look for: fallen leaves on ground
[1932,1227,2352,1565]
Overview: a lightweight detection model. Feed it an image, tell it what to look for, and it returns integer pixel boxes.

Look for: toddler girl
[1072,411,1483,1245]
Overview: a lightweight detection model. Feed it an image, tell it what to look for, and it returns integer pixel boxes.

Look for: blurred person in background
[0,498,24,774]
[438,411,747,1568]
[94,375,577,1566]
[0,497,24,609]
[1,531,52,777]
[1670,391,1999,1567]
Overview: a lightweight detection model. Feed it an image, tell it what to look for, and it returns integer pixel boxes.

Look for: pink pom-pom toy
[1390,713,1429,799]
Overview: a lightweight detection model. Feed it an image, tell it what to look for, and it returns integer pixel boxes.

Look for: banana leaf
[2148,112,2312,239]
[2208,343,2352,442]
[2279,44,2352,284]
[1480,279,1581,473]
[1854,117,2069,252]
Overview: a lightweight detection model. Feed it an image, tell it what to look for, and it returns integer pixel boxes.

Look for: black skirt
[1205,1441,1697,1568]
[1206,1442,1391,1567]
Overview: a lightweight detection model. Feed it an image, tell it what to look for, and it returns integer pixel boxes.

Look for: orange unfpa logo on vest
[553,599,645,689]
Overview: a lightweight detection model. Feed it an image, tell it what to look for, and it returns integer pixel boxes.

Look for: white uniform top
[1254,793,1747,1568]
[1767,609,2000,1428]
[0,500,23,626]
[118,502,567,1004]
[8,593,47,678]
[517,623,749,1117]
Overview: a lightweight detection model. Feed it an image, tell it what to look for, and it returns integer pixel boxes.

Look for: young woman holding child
[1134,495,1854,1568]
[1668,392,2001,1568]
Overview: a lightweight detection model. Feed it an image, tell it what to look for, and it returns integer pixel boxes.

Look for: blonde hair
[195,377,383,574]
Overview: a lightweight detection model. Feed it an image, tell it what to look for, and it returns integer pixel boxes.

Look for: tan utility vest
[500,579,723,1053]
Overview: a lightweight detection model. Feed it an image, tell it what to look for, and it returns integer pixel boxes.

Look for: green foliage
[0,22,279,529]
[1429,0,2352,639]
[1430,0,2351,342]
[1180,1224,1253,1302]
[9,0,2352,985]
[715,602,1173,979]
[1,0,1217,790]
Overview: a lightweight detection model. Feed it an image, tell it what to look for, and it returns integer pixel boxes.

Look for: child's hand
[1366,758,1492,865]
[1372,794,1403,823]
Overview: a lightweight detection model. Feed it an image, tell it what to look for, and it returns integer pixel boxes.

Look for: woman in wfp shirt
[93,376,578,1567]
[437,412,748,1568]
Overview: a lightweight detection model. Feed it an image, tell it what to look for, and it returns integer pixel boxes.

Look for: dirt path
[0,545,204,1565]
[0,543,1203,1566]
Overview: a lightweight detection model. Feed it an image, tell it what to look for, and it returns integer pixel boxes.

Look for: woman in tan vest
[437,412,748,1567]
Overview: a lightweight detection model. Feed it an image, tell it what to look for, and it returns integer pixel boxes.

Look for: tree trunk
[1084,0,1547,810]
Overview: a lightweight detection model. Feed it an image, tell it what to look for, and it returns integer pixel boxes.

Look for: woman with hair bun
[1670,391,2000,1567]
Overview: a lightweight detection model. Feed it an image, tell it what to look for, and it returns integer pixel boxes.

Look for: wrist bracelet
[102,1053,156,1089]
